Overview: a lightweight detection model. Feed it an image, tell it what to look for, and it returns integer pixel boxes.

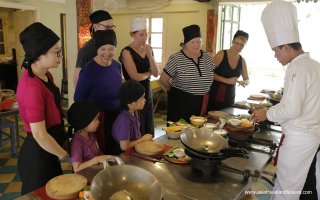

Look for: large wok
[90,157,163,200]
[180,128,249,159]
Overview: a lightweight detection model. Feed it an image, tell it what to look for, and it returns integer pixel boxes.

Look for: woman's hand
[227,77,238,85]
[145,44,153,58]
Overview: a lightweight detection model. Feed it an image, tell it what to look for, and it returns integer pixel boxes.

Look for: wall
[0,0,66,88]
[66,1,216,105]
[112,2,215,70]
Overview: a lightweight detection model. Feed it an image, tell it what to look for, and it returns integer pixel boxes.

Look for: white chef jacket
[267,53,320,200]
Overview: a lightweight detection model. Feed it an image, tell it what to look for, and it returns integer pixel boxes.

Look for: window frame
[219,5,241,50]
[145,15,165,66]
[0,16,7,56]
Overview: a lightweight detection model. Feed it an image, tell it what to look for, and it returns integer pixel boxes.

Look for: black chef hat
[67,101,100,130]
[233,30,249,41]
[119,79,145,110]
[19,22,60,61]
[183,24,201,44]
[94,30,117,49]
[90,10,112,24]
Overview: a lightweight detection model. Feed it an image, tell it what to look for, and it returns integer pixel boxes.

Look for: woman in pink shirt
[17,22,68,195]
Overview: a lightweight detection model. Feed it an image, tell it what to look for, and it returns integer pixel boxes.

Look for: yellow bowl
[165,126,182,139]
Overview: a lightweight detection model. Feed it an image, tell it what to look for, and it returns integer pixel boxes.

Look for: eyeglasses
[98,23,116,30]
[49,48,63,58]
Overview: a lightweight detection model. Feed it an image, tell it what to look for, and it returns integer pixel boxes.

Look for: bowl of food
[207,111,228,121]
[190,116,206,127]
[205,123,218,130]
[173,148,185,158]
[228,119,241,126]
[212,129,228,137]
[165,126,182,139]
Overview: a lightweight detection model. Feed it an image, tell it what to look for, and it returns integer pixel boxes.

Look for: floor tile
[0,174,15,183]
[0,166,17,174]
[61,162,73,171]
[0,183,8,193]
[5,158,17,166]
[4,182,22,193]
[12,174,21,182]
[0,192,20,200]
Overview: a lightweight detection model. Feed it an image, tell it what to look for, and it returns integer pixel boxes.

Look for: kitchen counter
[18,107,281,200]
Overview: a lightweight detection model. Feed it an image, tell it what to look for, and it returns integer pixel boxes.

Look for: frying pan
[90,157,163,200]
[180,128,228,155]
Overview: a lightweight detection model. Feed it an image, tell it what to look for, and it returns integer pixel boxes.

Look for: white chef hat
[130,17,147,32]
[261,0,300,49]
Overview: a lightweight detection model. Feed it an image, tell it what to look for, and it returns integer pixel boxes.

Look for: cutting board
[135,141,165,156]
[45,174,87,199]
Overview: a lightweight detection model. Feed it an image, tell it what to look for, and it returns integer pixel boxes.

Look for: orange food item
[241,122,253,128]
[177,157,187,162]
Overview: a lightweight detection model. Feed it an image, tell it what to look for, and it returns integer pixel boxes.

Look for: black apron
[18,77,66,195]
[167,87,203,123]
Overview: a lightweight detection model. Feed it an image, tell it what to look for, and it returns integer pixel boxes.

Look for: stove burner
[184,148,221,179]
[229,136,277,154]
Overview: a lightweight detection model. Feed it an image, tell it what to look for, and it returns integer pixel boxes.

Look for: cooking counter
[18,107,281,200]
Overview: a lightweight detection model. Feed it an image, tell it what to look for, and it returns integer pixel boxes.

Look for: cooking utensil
[267,92,282,105]
[91,157,163,200]
[45,174,87,200]
[180,127,229,155]
[135,141,165,156]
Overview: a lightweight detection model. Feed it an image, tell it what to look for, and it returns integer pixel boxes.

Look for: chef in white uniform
[252,0,320,200]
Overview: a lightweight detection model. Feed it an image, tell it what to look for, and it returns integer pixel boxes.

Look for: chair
[0,118,16,154]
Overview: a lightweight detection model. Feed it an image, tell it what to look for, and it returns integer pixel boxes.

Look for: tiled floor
[0,105,168,199]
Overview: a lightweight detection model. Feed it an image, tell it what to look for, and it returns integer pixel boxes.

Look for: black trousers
[18,134,63,195]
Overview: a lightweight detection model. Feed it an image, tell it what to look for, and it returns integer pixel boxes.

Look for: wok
[90,157,163,200]
[180,128,228,155]
[180,128,249,159]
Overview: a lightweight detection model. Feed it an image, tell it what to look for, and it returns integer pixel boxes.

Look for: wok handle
[102,156,124,169]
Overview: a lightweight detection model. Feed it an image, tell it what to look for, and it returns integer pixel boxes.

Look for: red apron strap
[200,92,209,116]
[215,83,227,102]
[273,133,285,166]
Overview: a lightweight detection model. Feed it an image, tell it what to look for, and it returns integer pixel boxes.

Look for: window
[146,16,164,64]
[219,5,241,50]
[0,18,6,55]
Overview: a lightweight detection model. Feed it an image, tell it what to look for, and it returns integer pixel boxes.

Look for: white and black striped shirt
[164,50,214,95]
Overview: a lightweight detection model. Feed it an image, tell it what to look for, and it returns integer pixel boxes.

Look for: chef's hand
[141,134,153,142]
[252,109,268,122]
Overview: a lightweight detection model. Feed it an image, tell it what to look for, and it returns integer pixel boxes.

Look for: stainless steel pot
[90,157,163,200]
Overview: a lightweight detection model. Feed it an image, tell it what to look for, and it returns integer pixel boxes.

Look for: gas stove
[229,136,277,154]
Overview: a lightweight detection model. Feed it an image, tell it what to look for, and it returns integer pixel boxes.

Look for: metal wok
[180,128,249,159]
[90,157,163,200]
